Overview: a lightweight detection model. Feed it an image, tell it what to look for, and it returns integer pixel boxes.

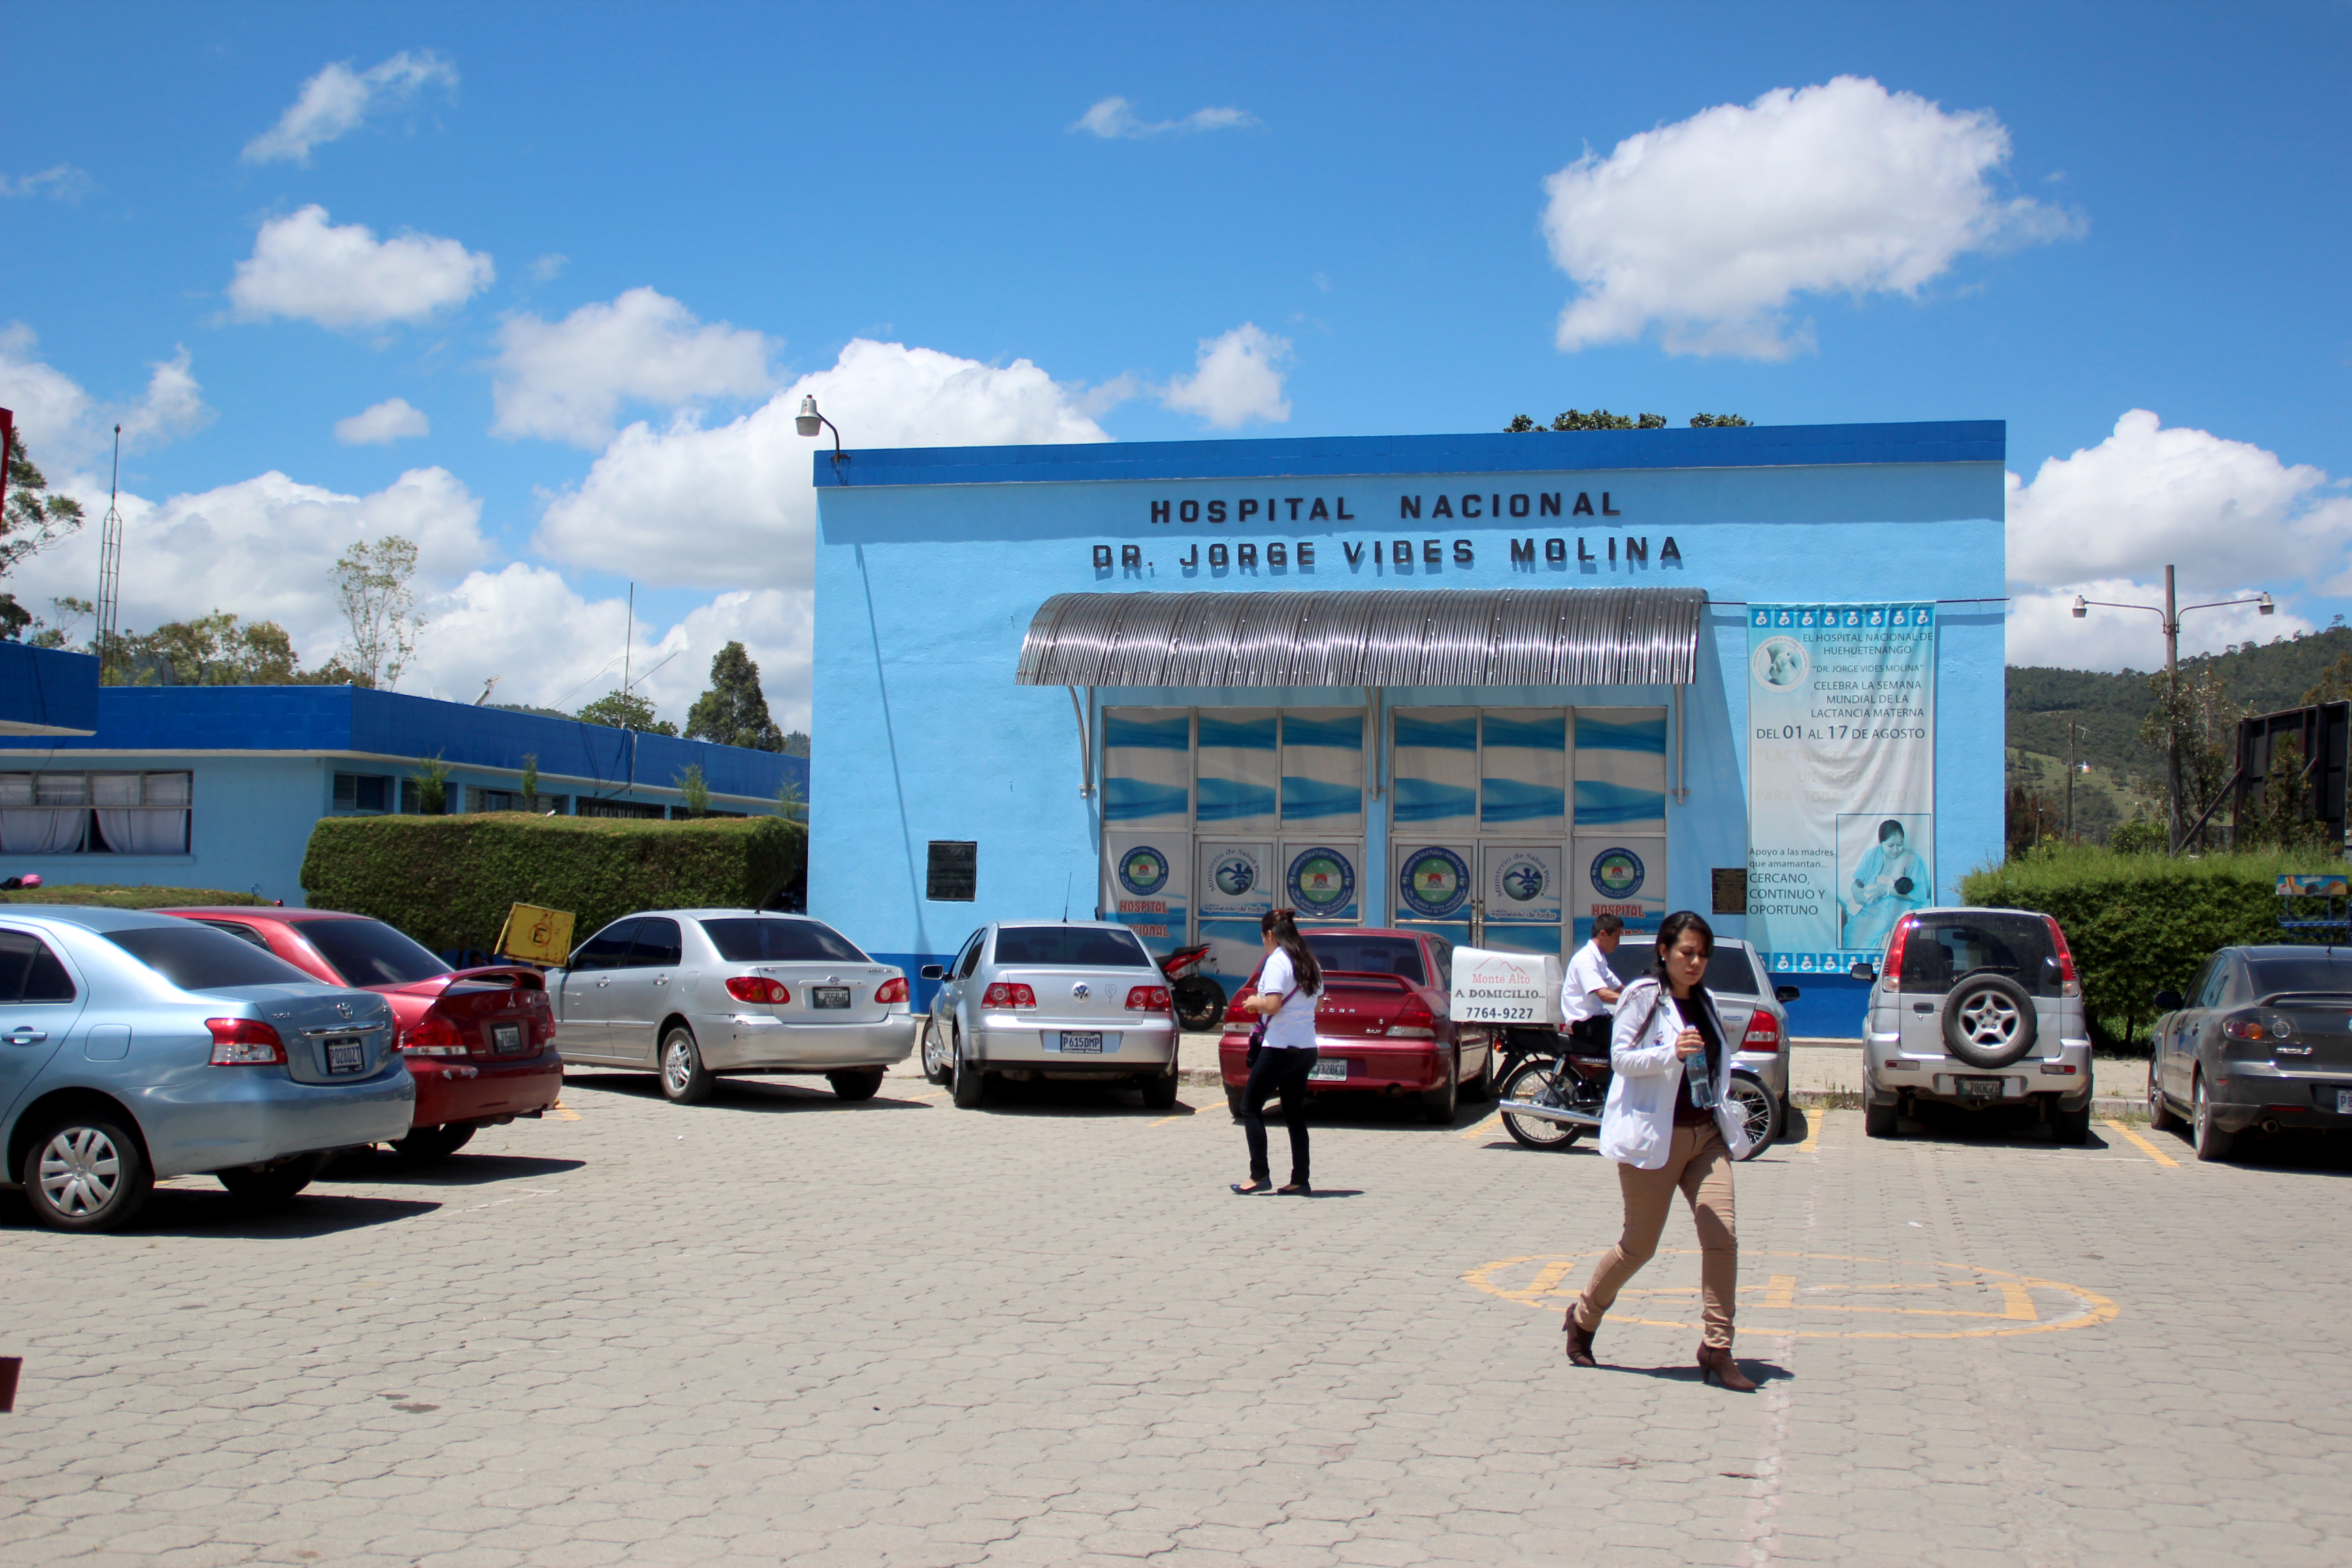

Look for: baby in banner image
[1840,817,1930,951]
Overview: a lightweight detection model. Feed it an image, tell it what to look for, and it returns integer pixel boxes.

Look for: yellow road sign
[494,902,575,966]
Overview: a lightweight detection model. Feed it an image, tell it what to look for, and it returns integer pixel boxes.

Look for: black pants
[1241,1046,1316,1185]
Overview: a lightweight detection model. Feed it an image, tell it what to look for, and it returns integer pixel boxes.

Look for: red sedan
[159,907,561,1159]
[1219,928,1493,1125]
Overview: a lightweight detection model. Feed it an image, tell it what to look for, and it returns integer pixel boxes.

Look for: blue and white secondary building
[808,423,2006,1036]
[0,682,806,905]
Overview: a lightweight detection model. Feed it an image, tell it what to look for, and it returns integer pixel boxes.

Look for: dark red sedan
[159,908,561,1159]
[1218,928,1494,1125]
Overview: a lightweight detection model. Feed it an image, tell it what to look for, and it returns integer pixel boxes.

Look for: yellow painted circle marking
[1463,1250,2119,1339]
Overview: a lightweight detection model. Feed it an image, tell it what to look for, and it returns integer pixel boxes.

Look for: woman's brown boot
[1563,1309,1597,1367]
[1696,1345,1755,1391]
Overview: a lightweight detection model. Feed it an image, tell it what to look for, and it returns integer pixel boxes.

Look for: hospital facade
[808,422,2006,1037]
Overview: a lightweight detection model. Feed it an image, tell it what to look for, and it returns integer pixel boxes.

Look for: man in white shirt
[1561,914,1626,1049]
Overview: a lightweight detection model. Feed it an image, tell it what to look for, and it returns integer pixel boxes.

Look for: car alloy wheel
[41,1126,125,1218]
[921,1018,953,1085]
[2192,1073,2235,1163]
[660,1027,713,1104]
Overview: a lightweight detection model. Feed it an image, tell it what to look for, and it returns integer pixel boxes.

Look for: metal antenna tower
[96,423,123,678]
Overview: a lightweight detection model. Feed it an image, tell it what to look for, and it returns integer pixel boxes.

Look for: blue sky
[4,1,2348,726]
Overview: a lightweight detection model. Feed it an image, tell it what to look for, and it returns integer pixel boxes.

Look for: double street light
[2072,563,2274,853]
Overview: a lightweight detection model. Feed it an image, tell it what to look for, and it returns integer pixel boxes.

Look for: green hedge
[0,885,272,909]
[300,813,806,956]
[1963,846,2330,1045]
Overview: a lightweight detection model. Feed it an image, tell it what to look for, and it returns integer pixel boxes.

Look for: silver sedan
[551,909,916,1103]
[919,921,1179,1110]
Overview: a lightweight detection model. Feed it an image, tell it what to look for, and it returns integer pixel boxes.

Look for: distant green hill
[2004,623,2352,841]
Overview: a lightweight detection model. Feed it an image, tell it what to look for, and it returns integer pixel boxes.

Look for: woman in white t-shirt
[1232,908,1324,1196]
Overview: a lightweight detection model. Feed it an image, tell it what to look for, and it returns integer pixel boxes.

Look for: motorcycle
[1158,943,1228,1033]
[1495,1024,1610,1149]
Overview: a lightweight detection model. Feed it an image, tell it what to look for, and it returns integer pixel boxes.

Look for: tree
[1,434,86,640]
[1505,410,1745,433]
[675,763,710,817]
[683,641,785,751]
[576,689,678,735]
[2136,666,2243,849]
[2302,651,2352,706]
[333,535,426,689]
[781,730,810,758]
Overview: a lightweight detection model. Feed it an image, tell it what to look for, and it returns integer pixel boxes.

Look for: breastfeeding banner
[1746,604,1936,975]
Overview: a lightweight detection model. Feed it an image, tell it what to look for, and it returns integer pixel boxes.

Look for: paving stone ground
[3,1061,2349,1567]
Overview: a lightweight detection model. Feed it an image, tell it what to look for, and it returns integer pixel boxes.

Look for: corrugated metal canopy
[1015,587,1708,688]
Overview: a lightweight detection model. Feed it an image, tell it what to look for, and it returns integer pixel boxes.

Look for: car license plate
[325,1036,364,1075]
[1956,1075,2005,1100]
[811,986,851,1009]
[492,1023,522,1054]
[2336,1089,2352,1115]
[1060,1032,1103,1054]
[1308,1059,1348,1081]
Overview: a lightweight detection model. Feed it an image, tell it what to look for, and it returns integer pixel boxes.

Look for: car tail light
[399,1012,470,1057]
[983,982,1037,1009]
[2224,1014,2292,1041]
[2044,915,2079,997]
[1126,985,1171,1011]
[1388,997,1437,1038]
[1881,917,1914,990]
[206,1017,286,1065]
[1742,1009,1782,1053]
[725,976,791,1005]
[875,977,909,1004]
[1225,985,1258,1025]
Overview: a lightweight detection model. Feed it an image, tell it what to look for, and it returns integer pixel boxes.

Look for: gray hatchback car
[1854,906,2093,1142]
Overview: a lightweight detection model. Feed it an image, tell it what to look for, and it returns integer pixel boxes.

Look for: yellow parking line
[547,1101,581,1122]
[1797,1109,1828,1154]
[2103,1118,2178,1167]
[1149,1113,1190,1126]
[1458,1111,1504,1141]
[899,1087,947,1102]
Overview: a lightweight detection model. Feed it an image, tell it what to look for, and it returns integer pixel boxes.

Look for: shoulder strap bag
[1245,984,1300,1068]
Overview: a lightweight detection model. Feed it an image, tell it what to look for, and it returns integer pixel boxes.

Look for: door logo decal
[1399,847,1470,919]
[1117,846,1171,897]
[1287,847,1356,914]
[1590,847,1646,898]
[1496,851,1550,904]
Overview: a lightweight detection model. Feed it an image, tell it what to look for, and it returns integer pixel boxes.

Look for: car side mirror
[1848,962,1877,982]
[2153,989,2183,1012]
[919,964,944,981]
[1775,985,1801,1004]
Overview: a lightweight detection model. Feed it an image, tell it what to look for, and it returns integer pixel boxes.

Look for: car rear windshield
[2246,953,2352,998]
[700,917,870,964]
[993,926,1153,968]
[1899,914,2058,997]
[300,919,450,987]
[1304,934,1425,984]
[107,925,317,992]
[1616,944,1760,996]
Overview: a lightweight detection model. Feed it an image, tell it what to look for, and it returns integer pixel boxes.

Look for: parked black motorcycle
[1158,942,1228,1033]
[1494,1024,1610,1149]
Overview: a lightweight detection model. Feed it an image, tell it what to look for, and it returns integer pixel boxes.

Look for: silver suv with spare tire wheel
[1852,906,2093,1143]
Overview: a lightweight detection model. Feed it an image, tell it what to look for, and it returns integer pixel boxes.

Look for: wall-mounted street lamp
[796,395,845,468]
[2072,564,2274,853]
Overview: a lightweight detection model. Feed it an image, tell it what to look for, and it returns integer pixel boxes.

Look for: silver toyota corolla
[551,909,915,1103]
[919,921,1179,1110]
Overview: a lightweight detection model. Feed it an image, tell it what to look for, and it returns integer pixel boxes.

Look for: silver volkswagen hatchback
[1854,906,2093,1142]
[919,921,1179,1110]
[551,909,915,1103]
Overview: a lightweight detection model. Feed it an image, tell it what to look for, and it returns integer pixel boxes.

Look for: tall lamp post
[2073,564,2274,854]
[2065,720,2089,842]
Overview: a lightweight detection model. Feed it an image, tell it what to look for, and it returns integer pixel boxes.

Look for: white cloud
[20,467,488,674]
[2007,410,2352,594]
[2008,579,2313,671]
[528,253,567,284]
[333,397,431,445]
[229,206,494,330]
[1071,97,1258,138]
[535,337,1109,593]
[1,165,93,202]
[1542,76,2078,359]
[0,325,212,470]
[490,287,775,448]
[242,50,458,165]
[1160,323,1292,429]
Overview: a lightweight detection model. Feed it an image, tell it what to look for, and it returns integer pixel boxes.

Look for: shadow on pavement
[0,1185,440,1239]
[1599,1357,1793,1386]
[2144,1124,2352,1174]
[323,1152,586,1187]
[561,1071,928,1114]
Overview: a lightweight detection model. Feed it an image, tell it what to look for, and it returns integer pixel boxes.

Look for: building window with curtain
[0,772,193,855]
[333,773,391,813]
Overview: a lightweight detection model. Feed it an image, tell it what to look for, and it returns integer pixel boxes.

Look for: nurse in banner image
[1842,819,1929,950]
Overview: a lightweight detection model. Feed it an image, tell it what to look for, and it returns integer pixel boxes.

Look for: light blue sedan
[0,907,412,1232]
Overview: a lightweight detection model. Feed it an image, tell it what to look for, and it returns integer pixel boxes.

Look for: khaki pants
[1572,1122,1738,1349]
